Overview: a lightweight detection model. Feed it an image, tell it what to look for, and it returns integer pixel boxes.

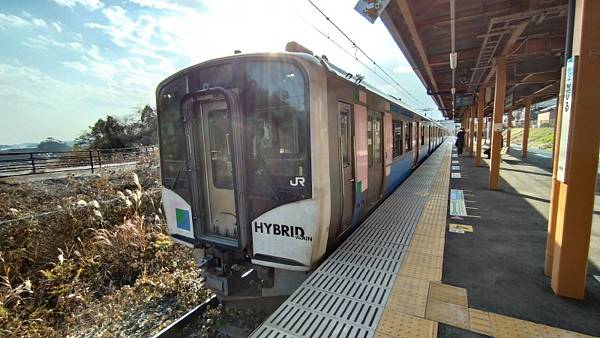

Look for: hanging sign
[557,57,575,183]
[455,95,474,107]
[354,0,391,23]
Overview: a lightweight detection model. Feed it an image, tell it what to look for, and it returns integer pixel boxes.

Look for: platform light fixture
[449,52,458,70]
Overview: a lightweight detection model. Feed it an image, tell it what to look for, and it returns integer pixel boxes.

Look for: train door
[367,110,384,205]
[413,121,420,166]
[183,91,242,247]
[428,126,432,153]
[338,102,354,234]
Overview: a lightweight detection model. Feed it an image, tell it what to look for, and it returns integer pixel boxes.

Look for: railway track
[152,295,220,338]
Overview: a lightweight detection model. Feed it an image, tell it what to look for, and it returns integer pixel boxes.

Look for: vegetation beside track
[0,154,212,337]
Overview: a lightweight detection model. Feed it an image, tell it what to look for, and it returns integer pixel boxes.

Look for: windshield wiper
[170,168,182,190]
[254,152,284,201]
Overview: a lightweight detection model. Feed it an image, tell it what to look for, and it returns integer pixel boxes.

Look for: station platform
[250,141,598,338]
[444,145,600,337]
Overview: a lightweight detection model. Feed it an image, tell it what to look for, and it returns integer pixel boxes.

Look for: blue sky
[0,0,440,144]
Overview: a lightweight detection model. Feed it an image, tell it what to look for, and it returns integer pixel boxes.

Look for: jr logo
[289,176,305,187]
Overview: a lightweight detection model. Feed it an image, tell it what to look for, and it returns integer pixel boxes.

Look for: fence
[0,147,157,177]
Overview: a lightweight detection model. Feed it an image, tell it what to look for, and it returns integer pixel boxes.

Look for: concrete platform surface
[444,146,600,337]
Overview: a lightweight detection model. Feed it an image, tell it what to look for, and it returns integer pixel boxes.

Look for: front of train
[156,52,330,298]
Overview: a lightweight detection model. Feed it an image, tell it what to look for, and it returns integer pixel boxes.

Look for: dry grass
[0,158,212,337]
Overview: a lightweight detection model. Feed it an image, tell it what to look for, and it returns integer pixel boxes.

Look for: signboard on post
[354,0,391,23]
[557,56,575,183]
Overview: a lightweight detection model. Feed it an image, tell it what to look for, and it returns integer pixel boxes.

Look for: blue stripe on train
[384,154,414,197]
[351,181,363,226]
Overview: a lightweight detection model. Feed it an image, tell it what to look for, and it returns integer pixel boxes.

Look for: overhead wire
[305,0,429,108]
[296,14,418,108]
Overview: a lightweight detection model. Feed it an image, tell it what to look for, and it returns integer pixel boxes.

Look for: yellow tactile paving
[407,245,444,257]
[489,313,546,338]
[403,251,443,269]
[377,312,438,338]
[393,275,431,293]
[537,323,595,338]
[399,262,442,281]
[425,298,470,330]
[469,308,494,336]
[428,282,468,307]
[386,292,428,317]
[375,145,452,337]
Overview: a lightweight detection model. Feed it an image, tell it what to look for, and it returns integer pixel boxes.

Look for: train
[156,42,448,299]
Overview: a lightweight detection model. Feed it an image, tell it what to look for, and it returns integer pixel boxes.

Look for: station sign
[557,56,575,183]
[354,0,391,23]
[455,95,474,107]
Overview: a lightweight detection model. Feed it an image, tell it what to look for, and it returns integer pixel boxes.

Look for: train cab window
[244,61,311,198]
[392,119,403,158]
[404,122,412,151]
[340,110,350,167]
[208,110,233,189]
[373,117,382,163]
[157,77,192,201]
[367,116,373,167]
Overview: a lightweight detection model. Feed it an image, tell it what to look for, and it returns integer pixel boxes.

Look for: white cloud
[0,61,145,143]
[0,12,47,30]
[51,21,63,32]
[128,0,195,12]
[50,0,104,10]
[1,0,441,144]
[62,61,88,72]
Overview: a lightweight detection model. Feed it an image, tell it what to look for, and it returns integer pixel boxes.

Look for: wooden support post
[522,98,532,158]
[550,0,600,299]
[489,57,506,190]
[469,106,475,156]
[464,109,470,152]
[475,88,485,166]
[545,67,566,277]
[506,108,513,148]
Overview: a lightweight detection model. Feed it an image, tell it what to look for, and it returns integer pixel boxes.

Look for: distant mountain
[0,139,74,153]
[0,143,38,151]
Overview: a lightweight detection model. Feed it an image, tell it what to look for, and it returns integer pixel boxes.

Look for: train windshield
[244,61,311,200]
[157,77,191,202]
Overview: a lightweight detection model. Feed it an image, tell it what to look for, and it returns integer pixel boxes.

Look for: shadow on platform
[444,147,600,336]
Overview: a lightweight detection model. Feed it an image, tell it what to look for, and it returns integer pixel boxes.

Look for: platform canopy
[381,0,568,120]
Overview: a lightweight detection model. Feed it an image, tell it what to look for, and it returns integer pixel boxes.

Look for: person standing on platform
[455,128,465,154]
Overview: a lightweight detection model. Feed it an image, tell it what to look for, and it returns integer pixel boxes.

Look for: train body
[156,47,447,298]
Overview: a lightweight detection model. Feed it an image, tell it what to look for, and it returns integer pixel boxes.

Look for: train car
[156,43,447,298]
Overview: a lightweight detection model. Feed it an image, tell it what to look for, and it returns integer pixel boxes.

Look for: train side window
[373,117,381,163]
[404,122,412,151]
[421,126,425,145]
[367,116,373,167]
[340,110,350,168]
[392,119,403,158]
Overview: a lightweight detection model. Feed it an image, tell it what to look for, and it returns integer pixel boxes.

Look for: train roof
[156,51,444,128]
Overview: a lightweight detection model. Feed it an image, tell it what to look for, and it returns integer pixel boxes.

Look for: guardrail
[0,146,157,177]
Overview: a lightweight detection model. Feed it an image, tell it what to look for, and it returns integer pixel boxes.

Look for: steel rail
[152,295,220,338]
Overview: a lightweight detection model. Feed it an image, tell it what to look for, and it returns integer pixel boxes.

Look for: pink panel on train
[354,104,368,192]
[384,112,393,175]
